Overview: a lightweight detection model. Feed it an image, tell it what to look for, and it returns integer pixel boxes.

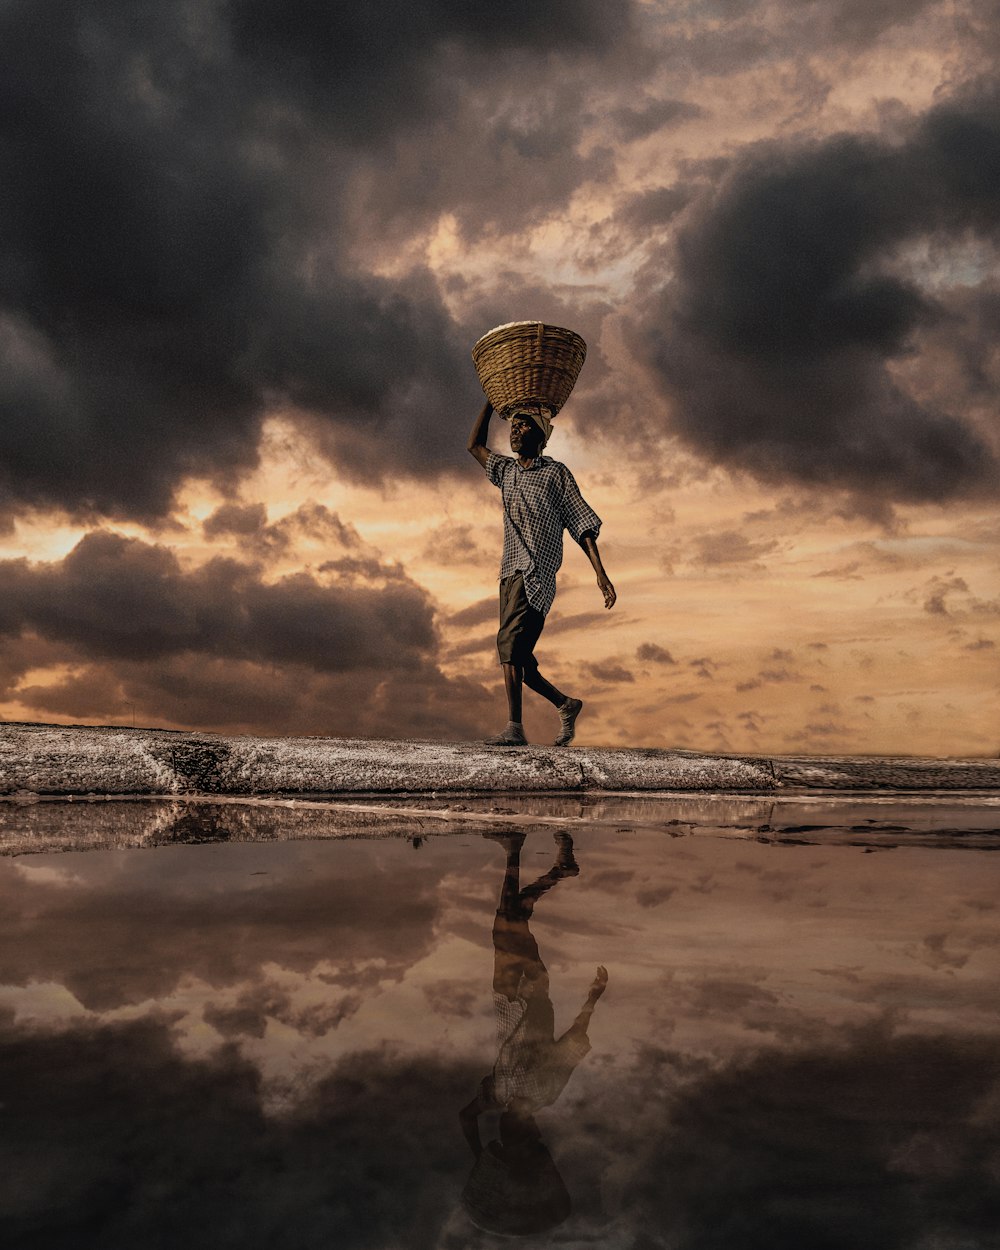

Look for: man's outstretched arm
[581,534,616,608]
[467,400,493,468]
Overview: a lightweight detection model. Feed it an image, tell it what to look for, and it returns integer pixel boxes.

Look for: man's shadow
[459,830,607,1236]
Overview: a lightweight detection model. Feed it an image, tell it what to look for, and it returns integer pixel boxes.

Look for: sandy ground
[1,722,998,796]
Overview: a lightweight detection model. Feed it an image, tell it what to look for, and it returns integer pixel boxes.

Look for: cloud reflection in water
[0,823,997,1247]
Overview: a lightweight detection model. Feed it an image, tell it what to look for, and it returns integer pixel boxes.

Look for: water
[1,800,999,1248]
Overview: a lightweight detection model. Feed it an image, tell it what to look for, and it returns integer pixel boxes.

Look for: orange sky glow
[0,0,996,754]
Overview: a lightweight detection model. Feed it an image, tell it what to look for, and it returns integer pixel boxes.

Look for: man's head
[507,407,552,458]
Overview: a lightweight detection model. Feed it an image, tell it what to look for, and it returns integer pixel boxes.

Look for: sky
[0,0,998,754]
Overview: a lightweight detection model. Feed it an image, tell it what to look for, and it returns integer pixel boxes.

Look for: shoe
[485,727,528,746]
[554,698,582,746]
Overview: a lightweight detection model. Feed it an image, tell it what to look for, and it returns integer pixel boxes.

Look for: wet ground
[2,791,1000,855]
[1,798,999,1248]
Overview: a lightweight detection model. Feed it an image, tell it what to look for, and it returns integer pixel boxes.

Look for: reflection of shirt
[492,991,591,1111]
[485,452,602,617]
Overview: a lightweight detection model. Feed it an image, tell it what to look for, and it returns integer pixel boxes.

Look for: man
[468,399,615,747]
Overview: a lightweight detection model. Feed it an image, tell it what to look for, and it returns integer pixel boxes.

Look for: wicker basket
[472,321,587,417]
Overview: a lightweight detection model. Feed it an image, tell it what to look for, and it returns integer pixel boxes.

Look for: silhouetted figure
[460,831,607,1235]
[468,401,616,746]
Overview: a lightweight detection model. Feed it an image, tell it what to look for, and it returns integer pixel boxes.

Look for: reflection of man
[459,831,608,1236]
[468,400,616,747]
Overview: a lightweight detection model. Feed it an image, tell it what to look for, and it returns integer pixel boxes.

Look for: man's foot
[554,698,583,746]
[485,722,528,746]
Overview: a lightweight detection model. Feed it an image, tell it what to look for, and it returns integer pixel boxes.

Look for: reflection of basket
[472,321,587,418]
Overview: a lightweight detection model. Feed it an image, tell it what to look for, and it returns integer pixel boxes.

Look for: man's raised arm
[467,400,493,468]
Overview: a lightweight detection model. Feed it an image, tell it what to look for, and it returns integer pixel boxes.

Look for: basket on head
[472,321,587,419]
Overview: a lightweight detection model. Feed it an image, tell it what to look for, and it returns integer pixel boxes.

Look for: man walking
[468,400,615,747]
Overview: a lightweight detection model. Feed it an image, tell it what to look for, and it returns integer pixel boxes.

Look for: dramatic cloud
[0,1016,479,1250]
[0,0,639,522]
[2,0,998,752]
[0,531,434,669]
[0,531,489,736]
[203,501,365,561]
[0,846,446,1010]
[618,1029,1000,1250]
[639,84,1000,507]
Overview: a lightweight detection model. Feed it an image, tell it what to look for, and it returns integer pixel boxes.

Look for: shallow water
[2,791,999,855]
[1,809,999,1248]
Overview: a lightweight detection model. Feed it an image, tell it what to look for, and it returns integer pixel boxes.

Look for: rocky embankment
[1,723,998,795]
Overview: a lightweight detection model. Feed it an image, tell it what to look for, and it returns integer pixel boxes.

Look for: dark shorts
[497,572,545,669]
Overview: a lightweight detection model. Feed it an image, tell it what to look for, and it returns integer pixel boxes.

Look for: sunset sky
[0,0,997,755]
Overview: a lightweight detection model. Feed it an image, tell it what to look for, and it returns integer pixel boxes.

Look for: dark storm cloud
[0,530,434,670]
[615,1027,1000,1250]
[203,501,364,559]
[638,84,1000,507]
[203,981,362,1040]
[0,0,639,522]
[446,596,497,629]
[611,98,704,142]
[0,1015,480,1250]
[18,650,489,737]
[617,184,696,233]
[0,529,492,735]
[203,502,270,540]
[228,0,634,144]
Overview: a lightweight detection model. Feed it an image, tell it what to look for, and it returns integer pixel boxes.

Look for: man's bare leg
[523,668,567,707]
[486,663,528,745]
[503,663,524,722]
[523,668,583,747]
[489,664,582,747]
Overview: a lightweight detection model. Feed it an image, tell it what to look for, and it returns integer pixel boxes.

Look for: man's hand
[581,535,616,608]
[588,965,609,1003]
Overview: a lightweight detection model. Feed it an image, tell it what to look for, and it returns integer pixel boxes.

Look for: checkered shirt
[492,992,592,1110]
[485,452,602,617]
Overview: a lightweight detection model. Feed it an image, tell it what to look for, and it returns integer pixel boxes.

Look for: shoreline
[2,722,998,796]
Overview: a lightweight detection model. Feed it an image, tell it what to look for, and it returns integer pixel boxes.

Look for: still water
[1,807,999,1248]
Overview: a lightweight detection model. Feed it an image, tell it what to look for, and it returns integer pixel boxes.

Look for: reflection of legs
[489,833,579,1000]
[488,832,578,922]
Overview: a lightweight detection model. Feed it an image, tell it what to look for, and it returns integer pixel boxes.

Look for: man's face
[509,416,543,458]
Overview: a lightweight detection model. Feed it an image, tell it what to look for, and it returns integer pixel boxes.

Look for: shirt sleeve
[485,451,513,489]
[560,466,602,544]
